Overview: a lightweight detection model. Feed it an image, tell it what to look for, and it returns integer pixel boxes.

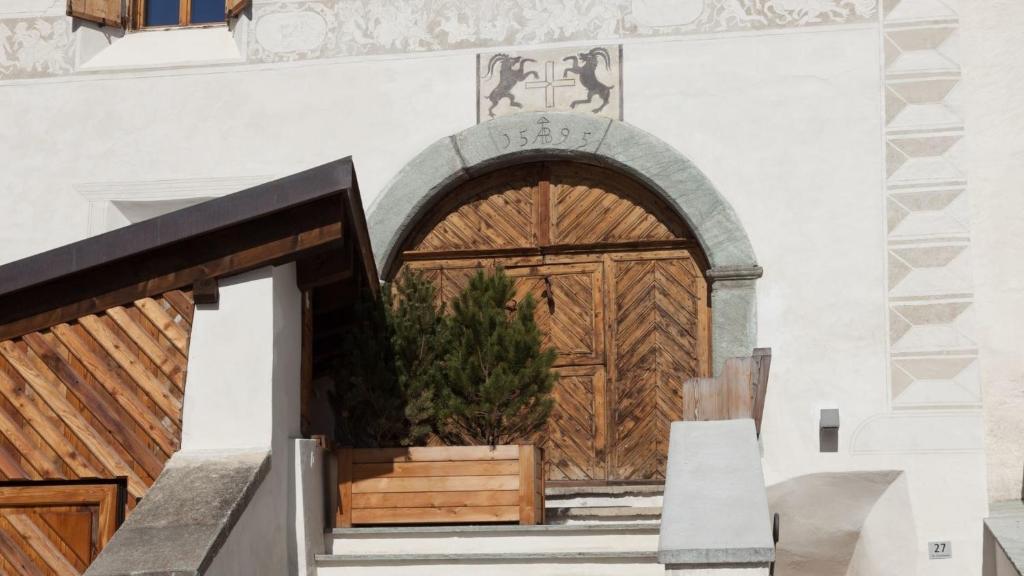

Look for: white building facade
[1,1,1022,574]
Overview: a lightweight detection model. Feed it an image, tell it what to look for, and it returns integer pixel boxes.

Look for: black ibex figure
[562,47,614,114]
[482,53,538,118]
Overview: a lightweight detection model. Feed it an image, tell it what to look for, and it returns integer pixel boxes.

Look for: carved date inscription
[498,116,594,151]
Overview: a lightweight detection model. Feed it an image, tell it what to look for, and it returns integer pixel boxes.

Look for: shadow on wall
[768,471,918,576]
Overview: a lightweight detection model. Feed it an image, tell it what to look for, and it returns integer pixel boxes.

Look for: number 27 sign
[929,541,952,559]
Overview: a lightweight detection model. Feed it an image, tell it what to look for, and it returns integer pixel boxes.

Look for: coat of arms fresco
[477,45,623,122]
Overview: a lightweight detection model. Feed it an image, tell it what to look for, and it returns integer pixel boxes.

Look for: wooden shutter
[226,0,250,18]
[67,0,126,28]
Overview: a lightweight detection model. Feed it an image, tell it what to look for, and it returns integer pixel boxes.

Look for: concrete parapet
[658,420,774,575]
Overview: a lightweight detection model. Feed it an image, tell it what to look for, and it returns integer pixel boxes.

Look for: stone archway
[369,113,761,375]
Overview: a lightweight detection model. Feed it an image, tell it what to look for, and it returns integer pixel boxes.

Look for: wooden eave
[0,157,379,341]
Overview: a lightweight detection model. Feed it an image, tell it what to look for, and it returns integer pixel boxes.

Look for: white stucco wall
[291,438,326,576]
[181,264,302,576]
[846,473,919,576]
[961,0,1024,505]
[0,2,1018,574]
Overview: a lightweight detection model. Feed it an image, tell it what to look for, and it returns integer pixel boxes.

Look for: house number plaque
[928,541,952,560]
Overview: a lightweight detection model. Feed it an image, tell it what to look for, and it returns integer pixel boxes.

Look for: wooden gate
[0,480,125,576]
[398,162,711,483]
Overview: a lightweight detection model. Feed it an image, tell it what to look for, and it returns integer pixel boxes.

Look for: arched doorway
[393,161,711,483]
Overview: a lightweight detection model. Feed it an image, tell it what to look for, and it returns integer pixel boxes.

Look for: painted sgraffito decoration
[0,18,74,79]
[0,0,879,80]
[247,0,877,64]
[477,45,623,122]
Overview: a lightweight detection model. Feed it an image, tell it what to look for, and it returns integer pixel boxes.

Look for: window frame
[134,0,227,30]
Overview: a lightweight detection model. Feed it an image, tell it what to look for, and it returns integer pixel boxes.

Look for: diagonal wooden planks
[5,513,80,576]
[0,519,43,576]
[611,254,706,480]
[506,265,605,367]
[0,341,148,495]
[550,163,685,245]
[412,178,536,252]
[540,367,606,481]
[0,291,194,502]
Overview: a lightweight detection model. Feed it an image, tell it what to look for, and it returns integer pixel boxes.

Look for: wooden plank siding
[0,292,194,503]
[337,446,544,527]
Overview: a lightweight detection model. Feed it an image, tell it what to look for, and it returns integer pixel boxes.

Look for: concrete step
[315,550,661,576]
[319,523,662,575]
[327,522,659,555]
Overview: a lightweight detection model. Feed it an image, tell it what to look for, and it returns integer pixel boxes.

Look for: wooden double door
[399,162,711,483]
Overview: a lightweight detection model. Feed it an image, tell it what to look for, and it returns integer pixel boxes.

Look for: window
[141,0,225,27]
[66,0,250,30]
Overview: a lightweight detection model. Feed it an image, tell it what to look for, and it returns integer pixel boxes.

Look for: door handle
[542,276,555,313]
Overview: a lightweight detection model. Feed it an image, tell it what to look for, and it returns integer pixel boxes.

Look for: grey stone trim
[708,265,764,282]
[85,450,271,576]
[369,113,759,375]
[666,561,772,570]
[711,279,759,376]
[707,266,760,374]
[367,136,469,274]
[658,420,774,566]
[317,550,659,565]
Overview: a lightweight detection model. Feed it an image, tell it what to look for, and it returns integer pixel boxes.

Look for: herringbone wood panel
[610,256,704,480]
[0,292,193,501]
[539,366,606,481]
[507,265,604,367]
[550,164,685,245]
[410,171,537,252]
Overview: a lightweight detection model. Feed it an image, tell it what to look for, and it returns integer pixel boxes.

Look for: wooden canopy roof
[0,157,379,340]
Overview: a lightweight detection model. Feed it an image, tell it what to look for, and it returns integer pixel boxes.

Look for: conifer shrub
[388,270,448,444]
[331,270,446,447]
[330,290,403,448]
[331,267,557,448]
[435,268,557,446]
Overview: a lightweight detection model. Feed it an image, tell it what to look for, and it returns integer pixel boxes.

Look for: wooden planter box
[336,445,544,527]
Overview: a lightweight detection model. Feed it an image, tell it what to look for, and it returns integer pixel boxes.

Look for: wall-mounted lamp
[819,409,839,453]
